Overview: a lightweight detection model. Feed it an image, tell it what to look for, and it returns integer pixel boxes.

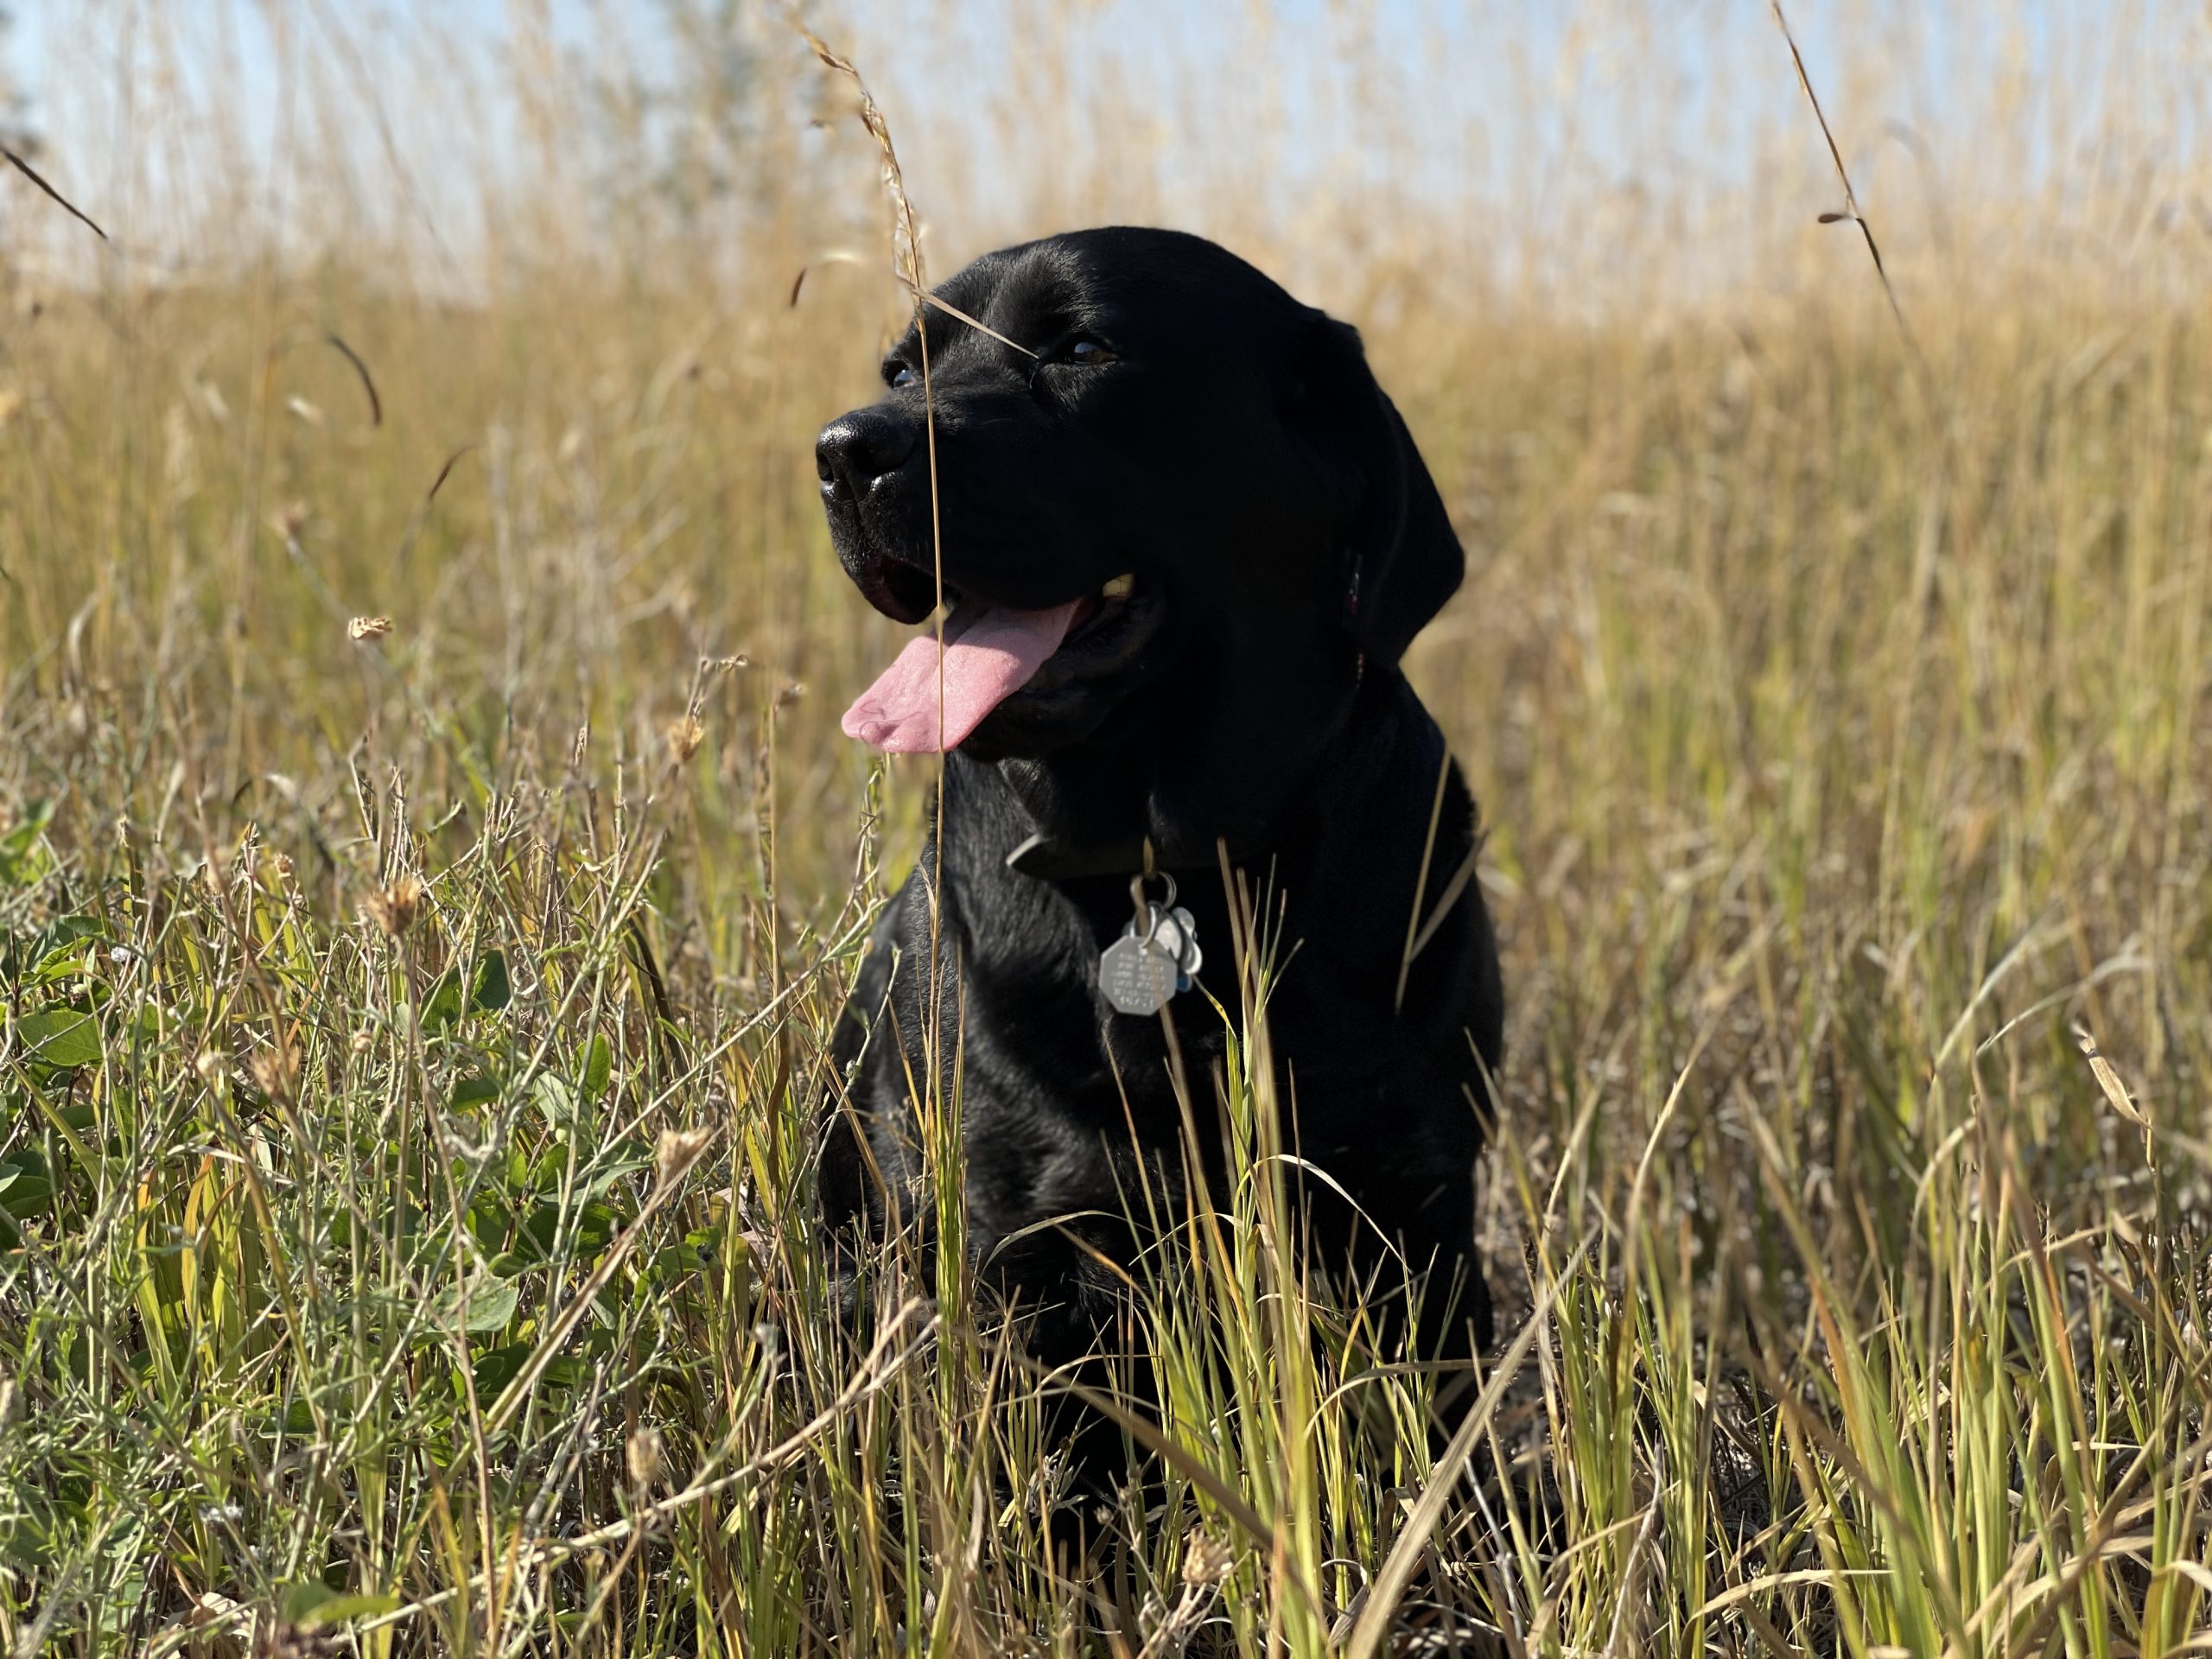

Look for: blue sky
[3,3,2200,303]
[0,1,2044,181]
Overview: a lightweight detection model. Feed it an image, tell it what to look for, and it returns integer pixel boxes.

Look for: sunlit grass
[4,5,2212,1655]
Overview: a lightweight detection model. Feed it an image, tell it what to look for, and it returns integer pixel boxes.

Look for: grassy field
[3,5,2212,1655]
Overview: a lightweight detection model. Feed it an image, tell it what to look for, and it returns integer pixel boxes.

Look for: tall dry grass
[3,3,2211,1654]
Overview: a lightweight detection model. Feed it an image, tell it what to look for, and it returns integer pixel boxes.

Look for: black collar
[1003,831,1238,884]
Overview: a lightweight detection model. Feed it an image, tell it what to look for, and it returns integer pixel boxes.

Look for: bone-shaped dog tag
[1154,905,1203,982]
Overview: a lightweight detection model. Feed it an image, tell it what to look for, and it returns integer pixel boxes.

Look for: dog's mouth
[842,569,1162,753]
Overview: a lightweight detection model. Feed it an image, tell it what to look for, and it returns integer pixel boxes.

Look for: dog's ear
[1293,314,1465,664]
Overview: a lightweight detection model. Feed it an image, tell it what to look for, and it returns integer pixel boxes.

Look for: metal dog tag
[1153,906,1203,980]
[1101,931,1181,1016]
[1100,891,1204,1016]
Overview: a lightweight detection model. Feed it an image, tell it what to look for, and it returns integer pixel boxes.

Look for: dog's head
[817,227,1464,861]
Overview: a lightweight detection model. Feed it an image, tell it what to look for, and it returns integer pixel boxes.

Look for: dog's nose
[816,409,919,502]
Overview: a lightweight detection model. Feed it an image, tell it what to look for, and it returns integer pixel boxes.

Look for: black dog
[814,227,1503,1395]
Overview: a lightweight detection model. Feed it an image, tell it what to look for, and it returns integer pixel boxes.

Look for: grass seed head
[248,1040,298,1103]
[626,1426,666,1491]
[361,872,425,937]
[1182,1530,1235,1586]
[656,1124,715,1186]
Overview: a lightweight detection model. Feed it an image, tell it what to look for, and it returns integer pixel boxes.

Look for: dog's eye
[883,360,917,389]
[1053,335,1117,366]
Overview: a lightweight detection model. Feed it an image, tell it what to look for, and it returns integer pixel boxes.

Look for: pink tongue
[842,598,1084,753]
